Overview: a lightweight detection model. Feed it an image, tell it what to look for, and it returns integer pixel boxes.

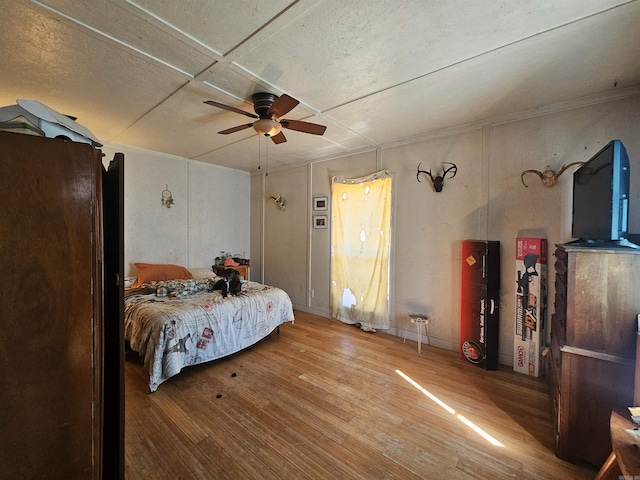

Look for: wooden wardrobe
[0,131,124,479]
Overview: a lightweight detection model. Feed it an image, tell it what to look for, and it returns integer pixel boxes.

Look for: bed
[124,264,295,392]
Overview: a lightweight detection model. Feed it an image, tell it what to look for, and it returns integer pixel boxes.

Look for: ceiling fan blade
[271,131,287,144]
[204,100,258,119]
[280,119,327,135]
[218,123,253,135]
[267,94,299,119]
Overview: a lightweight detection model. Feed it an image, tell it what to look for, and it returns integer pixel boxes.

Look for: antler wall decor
[520,162,584,187]
[416,162,458,192]
[266,194,286,211]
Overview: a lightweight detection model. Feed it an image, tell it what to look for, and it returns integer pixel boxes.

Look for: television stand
[566,238,640,250]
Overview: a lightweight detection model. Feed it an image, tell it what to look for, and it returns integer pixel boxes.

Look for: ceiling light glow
[253,118,281,137]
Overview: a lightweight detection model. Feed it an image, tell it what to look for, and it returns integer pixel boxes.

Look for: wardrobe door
[102,152,125,479]
[0,131,103,479]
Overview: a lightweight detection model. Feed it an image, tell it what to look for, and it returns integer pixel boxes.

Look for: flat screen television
[571,139,633,247]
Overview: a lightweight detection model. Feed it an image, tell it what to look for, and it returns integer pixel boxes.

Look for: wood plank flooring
[125,310,598,479]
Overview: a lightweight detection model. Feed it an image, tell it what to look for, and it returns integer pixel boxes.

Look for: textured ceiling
[1,0,640,171]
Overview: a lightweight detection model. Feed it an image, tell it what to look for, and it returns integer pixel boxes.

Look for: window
[330,170,392,331]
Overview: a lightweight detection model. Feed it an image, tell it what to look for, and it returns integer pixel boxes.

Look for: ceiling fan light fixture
[253,118,281,137]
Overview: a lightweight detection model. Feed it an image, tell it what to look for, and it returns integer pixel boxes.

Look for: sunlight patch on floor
[395,369,504,447]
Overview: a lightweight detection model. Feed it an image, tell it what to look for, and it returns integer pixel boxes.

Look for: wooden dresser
[549,244,640,468]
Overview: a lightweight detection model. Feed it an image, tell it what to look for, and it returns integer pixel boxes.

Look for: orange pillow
[131,263,193,288]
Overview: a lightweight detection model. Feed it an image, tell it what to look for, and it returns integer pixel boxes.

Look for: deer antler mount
[416,162,458,192]
[266,194,286,210]
[521,162,584,187]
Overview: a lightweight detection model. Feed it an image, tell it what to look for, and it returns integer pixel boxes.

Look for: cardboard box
[0,99,101,147]
[514,238,547,376]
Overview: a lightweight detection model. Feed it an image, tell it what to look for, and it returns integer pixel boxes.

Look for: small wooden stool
[405,314,430,353]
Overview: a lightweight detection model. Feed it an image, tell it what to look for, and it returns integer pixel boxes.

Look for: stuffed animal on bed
[209,268,241,297]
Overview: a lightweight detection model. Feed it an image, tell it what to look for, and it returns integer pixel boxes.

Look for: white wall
[262,165,309,304]
[385,131,485,350]
[102,89,640,369]
[487,93,640,362]
[100,143,250,277]
[252,90,640,367]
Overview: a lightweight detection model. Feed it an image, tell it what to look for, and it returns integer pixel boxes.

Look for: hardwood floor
[125,310,597,479]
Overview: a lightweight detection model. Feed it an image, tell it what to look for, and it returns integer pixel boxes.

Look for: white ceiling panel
[1,0,639,171]
[112,81,244,158]
[126,0,296,56]
[232,0,631,111]
[35,0,216,76]
[0,0,189,141]
[325,2,640,145]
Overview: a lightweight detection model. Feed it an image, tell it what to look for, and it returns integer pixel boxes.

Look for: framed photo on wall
[313,215,328,229]
[313,195,328,211]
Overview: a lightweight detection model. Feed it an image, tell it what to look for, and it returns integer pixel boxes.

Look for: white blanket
[125,281,294,392]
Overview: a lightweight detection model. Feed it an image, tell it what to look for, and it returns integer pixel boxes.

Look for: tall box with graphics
[513,238,547,376]
[460,240,500,370]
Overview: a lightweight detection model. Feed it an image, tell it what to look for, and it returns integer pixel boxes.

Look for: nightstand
[212,264,249,281]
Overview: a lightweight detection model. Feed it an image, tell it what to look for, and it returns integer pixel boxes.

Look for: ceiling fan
[204,92,326,144]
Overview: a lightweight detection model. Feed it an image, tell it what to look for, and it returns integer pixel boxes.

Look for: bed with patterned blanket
[124,278,295,392]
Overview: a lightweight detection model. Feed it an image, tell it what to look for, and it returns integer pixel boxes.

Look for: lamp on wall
[266,194,286,211]
[161,184,174,208]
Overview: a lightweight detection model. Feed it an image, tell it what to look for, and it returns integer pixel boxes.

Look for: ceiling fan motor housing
[252,92,279,118]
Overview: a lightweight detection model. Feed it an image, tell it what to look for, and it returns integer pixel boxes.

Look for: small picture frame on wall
[313,215,328,229]
[313,195,328,211]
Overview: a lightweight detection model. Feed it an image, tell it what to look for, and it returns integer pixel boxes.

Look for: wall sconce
[161,184,174,208]
[416,162,458,192]
[266,194,286,211]
[521,162,584,187]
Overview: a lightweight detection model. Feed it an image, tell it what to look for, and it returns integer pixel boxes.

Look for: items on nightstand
[594,407,640,480]
[405,314,430,354]
[212,263,250,281]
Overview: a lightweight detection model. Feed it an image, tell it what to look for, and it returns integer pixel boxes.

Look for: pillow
[188,268,218,280]
[131,263,193,288]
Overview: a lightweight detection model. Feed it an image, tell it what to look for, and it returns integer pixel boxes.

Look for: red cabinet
[460,240,500,369]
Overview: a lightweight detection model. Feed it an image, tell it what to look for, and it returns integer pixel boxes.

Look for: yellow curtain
[330,170,392,331]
